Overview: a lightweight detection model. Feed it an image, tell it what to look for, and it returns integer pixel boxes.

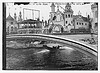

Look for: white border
[0,0,100,73]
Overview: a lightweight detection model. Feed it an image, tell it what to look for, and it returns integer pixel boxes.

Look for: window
[68,14,70,18]
[71,14,72,17]
[85,23,87,25]
[66,21,67,24]
[11,22,13,24]
[77,22,78,25]
[95,23,98,27]
[7,26,9,32]
[53,16,56,20]
[68,23,71,26]
[71,21,73,23]
[66,15,67,18]
[67,8,69,10]
[79,23,81,25]
[11,27,13,31]
[82,23,83,25]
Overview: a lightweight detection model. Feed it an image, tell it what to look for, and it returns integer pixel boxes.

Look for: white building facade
[49,3,90,34]
[73,15,89,29]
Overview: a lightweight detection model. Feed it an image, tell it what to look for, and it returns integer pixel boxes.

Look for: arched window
[68,14,70,18]
[95,23,98,27]
[68,23,71,26]
[66,21,67,24]
[66,15,67,18]
[11,22,13,24]
[71,14,72,17]
[8,26,9,32]
[11,27,13,31]
[77,22,78,25]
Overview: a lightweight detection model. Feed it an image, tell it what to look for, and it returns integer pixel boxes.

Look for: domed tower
[64,3,74,32]
[50,3,56,20]
[64,3,73,26]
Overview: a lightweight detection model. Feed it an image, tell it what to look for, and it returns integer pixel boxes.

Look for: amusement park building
[48,3,90,34]
[6,13,18,34]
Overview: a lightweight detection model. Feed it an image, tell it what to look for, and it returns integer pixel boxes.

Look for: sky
[6,2,93,21]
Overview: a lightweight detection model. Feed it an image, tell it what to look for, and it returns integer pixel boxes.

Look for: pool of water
[6,47,97,70]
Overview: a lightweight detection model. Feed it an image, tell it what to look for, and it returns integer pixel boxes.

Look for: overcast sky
[6,2,93,21]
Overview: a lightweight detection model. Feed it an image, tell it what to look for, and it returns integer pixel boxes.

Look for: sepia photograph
[2,1,98,70]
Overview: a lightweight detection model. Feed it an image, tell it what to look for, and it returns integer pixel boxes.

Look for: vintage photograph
[3,2,98,70]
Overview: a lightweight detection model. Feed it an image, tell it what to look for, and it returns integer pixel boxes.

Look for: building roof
[18,19,42,24]
[56,8,63,14]
[65,3,71,8]
[6,14,14,21]
[82,16,89,22]
[64,9,73,13]
[73,15,89,22]
[73,15,79,20]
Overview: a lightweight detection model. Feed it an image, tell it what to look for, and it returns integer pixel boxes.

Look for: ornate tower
[64,3,74,31]
[50,3,56,20]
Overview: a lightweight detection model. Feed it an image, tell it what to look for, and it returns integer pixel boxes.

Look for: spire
[14,13,17,21]
[14,8,17,21]
[18,11,22,21]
